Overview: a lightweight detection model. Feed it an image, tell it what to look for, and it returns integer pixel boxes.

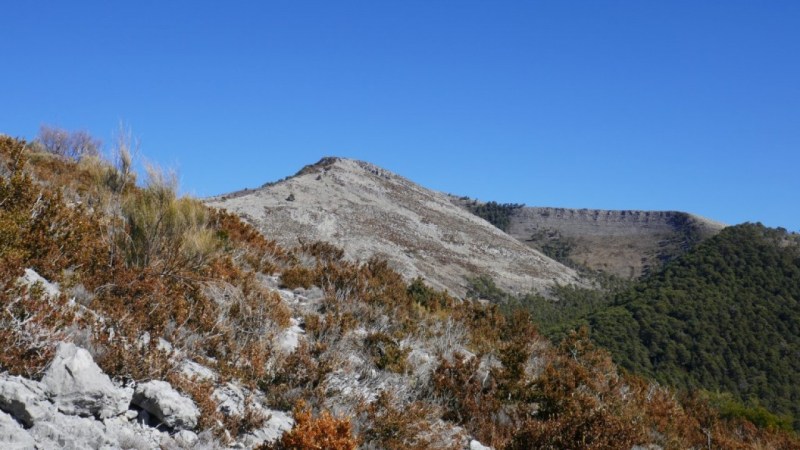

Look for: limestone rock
[41,342,130,419]
[180,360,217,382]
[0,411,36,449]
[213,383,246,417]
[132,381,199,430]
[0,373,54,427]
[239,409,293,448]
[470,439,493,450]
[171,429,199,447]
[19,268,60,298]
[30,412,115,449]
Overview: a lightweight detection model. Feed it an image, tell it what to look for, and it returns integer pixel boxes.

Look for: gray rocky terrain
[207,157,584,297]
[0,271,294,450]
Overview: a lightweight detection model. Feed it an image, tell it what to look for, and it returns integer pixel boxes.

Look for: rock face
[0,411,37,449]
[132,380,199,430]
[0,374,52,427]
[41,342,130,419]
[0,344,167,449]
[207,157,584,296]
[504,207,725,278]
[0,339,296,448]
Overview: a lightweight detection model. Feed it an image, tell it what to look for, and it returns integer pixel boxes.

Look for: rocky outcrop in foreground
[0,342,292,449]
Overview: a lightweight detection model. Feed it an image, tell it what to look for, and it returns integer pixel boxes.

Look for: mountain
[584,223,800,429]
[454,198,725,279]
[207,157,583,297]
[3,134,798,448]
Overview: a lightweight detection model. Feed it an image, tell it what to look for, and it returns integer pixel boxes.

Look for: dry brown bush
[209,208,287,274]
[280,266,316,289]
[263,400,358,450]
[433,354,510,447]
[0,282,76,377]
[358,391,458,450]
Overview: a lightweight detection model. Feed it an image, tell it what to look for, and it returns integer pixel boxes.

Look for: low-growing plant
[280,265,316,289]
[357,391,457,450]
[364,332,410,374]
[263,400,358,450]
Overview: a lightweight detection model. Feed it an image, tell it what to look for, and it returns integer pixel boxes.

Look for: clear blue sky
[2,1,799,230]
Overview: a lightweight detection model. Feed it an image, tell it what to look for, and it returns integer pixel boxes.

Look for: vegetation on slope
[471,223,800,431]
[460,199,523,232]
[3,131,799,448]
[586,223,800,429]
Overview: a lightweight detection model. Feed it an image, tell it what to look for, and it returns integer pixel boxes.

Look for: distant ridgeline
[586,223,800,429]
[455,197,725,279]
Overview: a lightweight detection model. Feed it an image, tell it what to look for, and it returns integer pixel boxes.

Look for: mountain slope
[454,198,725,279]
[585,223,800,428]
[207,157,583,296]
[4,134,799,448]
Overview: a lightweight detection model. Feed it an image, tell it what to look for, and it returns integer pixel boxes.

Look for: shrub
[364,332,409,374]
[35,125,101,160]
[358,391,457,450]
[263,401,358,450]
[432,354,509,447]
[512,327,647,449]
[280,266,316,289]
[0,282,75,377]
[0,137,106,282]
[118,166,219,275]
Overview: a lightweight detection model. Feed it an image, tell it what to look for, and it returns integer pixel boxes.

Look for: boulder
[470,439,493,450]
[239,409,293,448]
[19,268,60,298]
[30,412,116,449]
[131,381,199,430]
[180,360,217,382]
[0,374,54,427]
[170,429,199,447]
[41,342,130,419]
[0,411,36,449]
[213,382,246,417]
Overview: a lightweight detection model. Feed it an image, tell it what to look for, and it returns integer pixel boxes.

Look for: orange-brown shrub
[512,327,648,449]
[357,391,456,450]
[0,137,107,284]
[433,354,509,447]
[167,373,267,442]
[297,241,344,263]
[209,208,288,274]
[0,282,76,377]
[280,266,316,289]
[263,401,358,450]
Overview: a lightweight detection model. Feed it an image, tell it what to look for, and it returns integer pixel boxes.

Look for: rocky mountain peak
[208,159,585,296]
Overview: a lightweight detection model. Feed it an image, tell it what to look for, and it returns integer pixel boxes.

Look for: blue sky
[2,1,799,230]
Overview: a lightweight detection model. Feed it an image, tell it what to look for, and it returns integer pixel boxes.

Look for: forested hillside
[585,224,800,429]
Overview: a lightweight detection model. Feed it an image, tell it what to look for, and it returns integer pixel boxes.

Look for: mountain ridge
[4,134,799,448]
[453,197,726,278]
[207,157,584,297]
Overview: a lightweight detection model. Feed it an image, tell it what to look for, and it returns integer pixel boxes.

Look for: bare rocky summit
[207,157,584,296]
